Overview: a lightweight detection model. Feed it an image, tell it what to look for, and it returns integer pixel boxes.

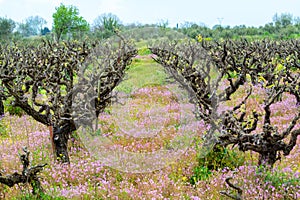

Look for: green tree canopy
[41,27,51,35]
[273,13,294,28]
[52,3,89,41]
[0,17,16,40]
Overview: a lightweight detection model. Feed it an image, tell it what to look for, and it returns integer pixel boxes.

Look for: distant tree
[52,3,89,41]
[262,22,276,35]
[17,23,31,37]
[123,22,143,30]
[41,27,51,35]
[294,17,300,26]
[273,13,293,28]
[280,25,298,38]
[179,22,212,39]
[0,17,16,40]
[92,13,121,39]
[157,19,169,29]
[17,15,47,36]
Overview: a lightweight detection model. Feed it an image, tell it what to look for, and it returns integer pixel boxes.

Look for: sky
[0,0,300,28]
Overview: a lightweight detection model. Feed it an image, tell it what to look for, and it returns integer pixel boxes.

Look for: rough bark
[220,177,243,200]
[258,152,278,167]
[0,39,136,163]
[0,41,90,163]
[150,38,300,168]
[0,99,4,116]
[0,147,47,195]
[52,125,71,163]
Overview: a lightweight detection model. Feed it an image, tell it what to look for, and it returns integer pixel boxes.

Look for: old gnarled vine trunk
[52,125,71,163]
[0,100,4,116]
[258,152,278,167]
[150,39,300,169]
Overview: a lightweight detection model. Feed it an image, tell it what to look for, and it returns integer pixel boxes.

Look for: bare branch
[220,177,243,200]
[0,147,47,194]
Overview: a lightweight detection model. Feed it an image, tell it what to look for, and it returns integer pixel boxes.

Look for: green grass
[115,57,169,93]
[137,48,152,56]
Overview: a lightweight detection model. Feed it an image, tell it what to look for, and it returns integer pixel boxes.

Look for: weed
[189,166,212,184]
[190,145,245,185]
[257,166,300,189]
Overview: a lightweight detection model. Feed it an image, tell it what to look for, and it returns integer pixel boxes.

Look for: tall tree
[52,3,89,41]
[92,13,121,39]
[18,15,47,37]
[0,17,16,40]
[273,13,293,28]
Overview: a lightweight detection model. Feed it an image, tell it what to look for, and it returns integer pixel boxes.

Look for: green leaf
[274,63,285,73]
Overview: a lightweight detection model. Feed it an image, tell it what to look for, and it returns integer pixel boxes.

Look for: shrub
[189,166,212,185]
[198,146,245,171]
[190,145,245,184]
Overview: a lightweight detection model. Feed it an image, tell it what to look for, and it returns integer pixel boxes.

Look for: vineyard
[0,28,300,199]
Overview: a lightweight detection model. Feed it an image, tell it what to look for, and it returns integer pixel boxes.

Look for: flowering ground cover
[0,56,299,199]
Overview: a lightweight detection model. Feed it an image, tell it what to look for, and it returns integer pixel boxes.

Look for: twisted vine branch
[0,147,47,195]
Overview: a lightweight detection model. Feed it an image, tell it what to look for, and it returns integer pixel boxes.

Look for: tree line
[0,3,122,42]
[1,3,300,42]
[179,13,300,40]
